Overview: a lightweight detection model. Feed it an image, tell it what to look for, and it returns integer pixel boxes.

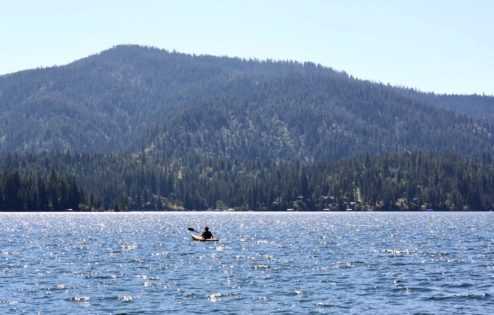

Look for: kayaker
[201,227,213,239]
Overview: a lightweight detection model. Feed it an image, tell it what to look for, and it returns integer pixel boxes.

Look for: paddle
[188,227,200,234]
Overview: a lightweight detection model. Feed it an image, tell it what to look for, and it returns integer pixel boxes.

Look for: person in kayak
[201,227,213,239]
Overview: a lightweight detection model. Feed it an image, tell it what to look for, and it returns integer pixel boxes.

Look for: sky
[1,0,493,95]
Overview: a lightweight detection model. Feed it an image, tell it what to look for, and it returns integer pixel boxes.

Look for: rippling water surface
[1,212,494,314]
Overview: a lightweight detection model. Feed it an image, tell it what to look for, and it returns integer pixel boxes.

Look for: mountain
[1,45,494,211]
[397,88,494,122]
[0,45,493,161]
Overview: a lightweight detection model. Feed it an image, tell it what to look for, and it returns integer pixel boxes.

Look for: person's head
[205,227,209,231]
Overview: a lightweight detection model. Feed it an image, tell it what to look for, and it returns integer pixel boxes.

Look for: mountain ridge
[0,45,493,160]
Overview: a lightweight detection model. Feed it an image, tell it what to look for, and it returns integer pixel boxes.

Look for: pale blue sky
[1,0,493,95]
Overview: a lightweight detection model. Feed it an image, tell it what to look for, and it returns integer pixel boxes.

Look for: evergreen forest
[0,45,493,211]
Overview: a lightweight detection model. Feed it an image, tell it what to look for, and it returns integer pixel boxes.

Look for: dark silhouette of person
[201,227,213,239]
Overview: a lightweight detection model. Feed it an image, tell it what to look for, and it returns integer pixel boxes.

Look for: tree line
[0,170,87,211]
[0,152,492,211]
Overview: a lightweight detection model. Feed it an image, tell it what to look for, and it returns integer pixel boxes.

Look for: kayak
[192,235,219,242]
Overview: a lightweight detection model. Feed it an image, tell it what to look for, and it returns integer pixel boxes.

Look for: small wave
[55,283,68,290]
[456,292,491,300]
[120,243,138,251]
[69,296,90,302]
[443,282,474,289]
[254,264,270,270]
[92,274,116,280]
[382,249,418,256]
[332,261,364,269]
[315,301,331,308]
[207,293,222,302]
[426,292,490,301]
[118,295,134,302]
[185,293,197,299]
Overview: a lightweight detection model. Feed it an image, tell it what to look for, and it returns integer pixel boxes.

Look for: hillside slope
[0,45,492,160]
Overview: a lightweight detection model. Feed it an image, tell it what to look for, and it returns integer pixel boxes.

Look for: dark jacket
[201,230,213,239]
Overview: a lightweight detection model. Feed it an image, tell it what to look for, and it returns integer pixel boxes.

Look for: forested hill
[0,45,493,160]
[397,88,494,122]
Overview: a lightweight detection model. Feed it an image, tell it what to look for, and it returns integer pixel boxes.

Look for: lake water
[1,212,493,314]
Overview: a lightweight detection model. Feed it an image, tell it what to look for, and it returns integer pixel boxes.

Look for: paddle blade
[188,228,196,232]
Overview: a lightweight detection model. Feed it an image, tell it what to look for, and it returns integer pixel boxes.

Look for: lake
[1,212,493,314]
